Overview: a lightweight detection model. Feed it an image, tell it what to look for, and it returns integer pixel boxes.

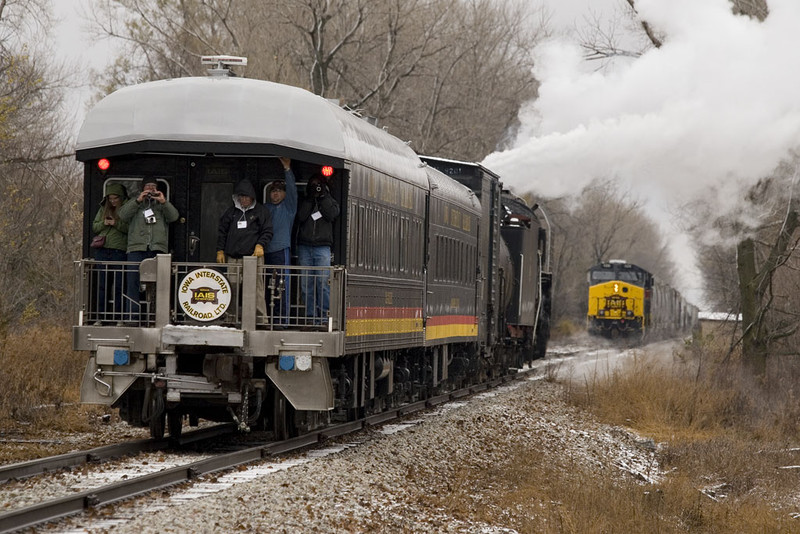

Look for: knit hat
[142,176,158,188]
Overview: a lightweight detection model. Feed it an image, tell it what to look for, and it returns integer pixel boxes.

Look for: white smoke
[484,0,800,306]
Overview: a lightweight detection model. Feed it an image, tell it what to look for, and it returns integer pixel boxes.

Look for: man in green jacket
[118,177,179,324]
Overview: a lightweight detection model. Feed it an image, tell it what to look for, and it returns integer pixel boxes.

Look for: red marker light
[97,158,110,171]
[321,165,334,177]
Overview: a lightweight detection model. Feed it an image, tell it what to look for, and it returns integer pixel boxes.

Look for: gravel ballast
[45,376,659,533]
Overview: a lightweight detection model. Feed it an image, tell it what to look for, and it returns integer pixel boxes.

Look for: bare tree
[91,0,544,162]
[547,178,675,324]
[0,0,82,328]
[735,168,800,375]
[580,0,768,63]
[691,158,800,377]
[377,0,542,159]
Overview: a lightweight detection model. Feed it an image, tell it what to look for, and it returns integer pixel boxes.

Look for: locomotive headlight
[626,310,634,317]
[598,310,605,316]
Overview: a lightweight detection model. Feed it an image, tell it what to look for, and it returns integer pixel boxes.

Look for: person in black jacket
[217,180,273,322]
[296,174,339,323]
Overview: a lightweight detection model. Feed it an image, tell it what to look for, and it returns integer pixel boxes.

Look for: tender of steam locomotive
[74,57,552,440]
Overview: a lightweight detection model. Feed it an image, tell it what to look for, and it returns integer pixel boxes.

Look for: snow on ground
[41,344,667,533]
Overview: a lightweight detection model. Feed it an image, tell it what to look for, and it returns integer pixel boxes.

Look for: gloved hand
[216,250,225,263]
[253,244,264,257]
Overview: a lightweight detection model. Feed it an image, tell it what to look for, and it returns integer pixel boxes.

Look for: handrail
[75,258,345,331]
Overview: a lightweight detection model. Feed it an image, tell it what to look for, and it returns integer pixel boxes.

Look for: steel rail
[0,423,236,484]
[0,366,539,533]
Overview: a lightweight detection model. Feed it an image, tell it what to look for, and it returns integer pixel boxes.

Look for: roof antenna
[201,55,248,77]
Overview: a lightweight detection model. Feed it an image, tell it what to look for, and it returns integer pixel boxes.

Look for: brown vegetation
[0,325,112,463]
[422,339,800,532]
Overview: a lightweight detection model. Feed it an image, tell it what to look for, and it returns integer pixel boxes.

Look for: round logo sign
[178,268,232,322]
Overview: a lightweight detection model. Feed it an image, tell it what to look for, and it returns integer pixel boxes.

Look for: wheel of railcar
[167,410,183,440]
[148,389,166,440]
[272,388,295,441]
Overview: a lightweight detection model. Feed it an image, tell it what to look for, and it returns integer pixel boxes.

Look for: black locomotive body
[74,59,552,439]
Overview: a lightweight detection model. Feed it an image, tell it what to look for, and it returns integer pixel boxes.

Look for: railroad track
[0,366,541,534]
[0,424,236,484]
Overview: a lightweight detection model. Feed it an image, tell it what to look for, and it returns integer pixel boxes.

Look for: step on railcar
[74,56,552,439]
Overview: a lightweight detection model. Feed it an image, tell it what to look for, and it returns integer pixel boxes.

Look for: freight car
[587,260,697,339]
[74,56,552,440]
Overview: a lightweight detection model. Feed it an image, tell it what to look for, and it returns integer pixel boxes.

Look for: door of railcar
[183,157,255,263]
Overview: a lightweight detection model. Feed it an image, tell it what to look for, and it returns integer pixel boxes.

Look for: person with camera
[264,157,297,326]
[296,174,339,324]
[91,183,129,325]
[118,176,179,324]
[217,179,273,323]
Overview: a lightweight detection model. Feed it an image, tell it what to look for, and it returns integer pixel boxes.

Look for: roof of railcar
[75,76,428,187]
[420,155,501,180]
[426,167,481,213]
[589,261,649,273]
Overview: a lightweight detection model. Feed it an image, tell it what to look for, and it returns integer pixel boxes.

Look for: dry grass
[421,339,800,533]
[552,319,582,339]
[0,324,124,463]
[0,324,102,432]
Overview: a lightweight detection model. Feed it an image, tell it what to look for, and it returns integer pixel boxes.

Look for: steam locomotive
[74,56,552,439]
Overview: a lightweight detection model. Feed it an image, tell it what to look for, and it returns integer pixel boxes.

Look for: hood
[102,183,127,204]
[232,180,257,210]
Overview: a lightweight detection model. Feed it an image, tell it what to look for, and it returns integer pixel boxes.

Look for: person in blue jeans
[296,174,339,324]
[265,157,297,325]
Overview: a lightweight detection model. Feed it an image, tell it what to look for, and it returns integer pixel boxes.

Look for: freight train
[74,56,552,439]
[587,260,697,339]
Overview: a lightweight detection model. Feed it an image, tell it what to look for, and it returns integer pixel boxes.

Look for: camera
[145,215,157,224]
[314,184,323,195]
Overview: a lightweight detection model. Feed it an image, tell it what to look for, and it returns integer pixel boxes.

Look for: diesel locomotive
[587,260,697,339]
[74,56,552,439]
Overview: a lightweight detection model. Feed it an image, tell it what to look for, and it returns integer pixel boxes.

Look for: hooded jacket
[92,183,129,251]
[218,180,274,257]
[296,181,339,248]
[117,185,179,253]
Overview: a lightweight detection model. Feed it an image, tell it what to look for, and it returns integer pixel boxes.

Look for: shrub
[0,324,86,426]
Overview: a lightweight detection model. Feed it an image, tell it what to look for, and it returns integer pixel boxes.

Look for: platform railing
[75,256,344,331]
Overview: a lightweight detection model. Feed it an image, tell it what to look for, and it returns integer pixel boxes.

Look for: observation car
[74,56,552,439]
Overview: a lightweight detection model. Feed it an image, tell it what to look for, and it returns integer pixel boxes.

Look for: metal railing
[75,257,343,331]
